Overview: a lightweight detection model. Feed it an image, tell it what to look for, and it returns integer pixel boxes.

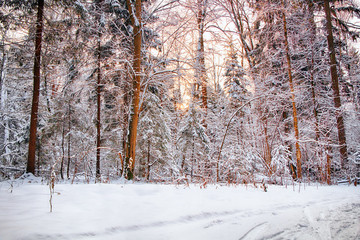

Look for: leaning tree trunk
[27,0,44,174]
[324,0,348,168]
[125,0,142,180]
[282,6,302,179]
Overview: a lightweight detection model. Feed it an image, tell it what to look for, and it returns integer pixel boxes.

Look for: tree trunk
[121,65,130,176]
[282,7,302,179]
[191,135,195,181]
[263,119,272,175]
[310,75,320,141]
[197,0,207,112]
[60,119,65,180]
[0,41,10,164]
[125,0,142,180]
[0,36,6,107]
[96,34,101,181]
[146,140,150,181]
[67,103,71,179]
[27,0,44,175]
[307,1,321,142]
[324,0,348,168]
[307,0,333,182]
[326,144,332,184]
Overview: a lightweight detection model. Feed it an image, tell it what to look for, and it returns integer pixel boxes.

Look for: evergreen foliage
[0,0,359,184]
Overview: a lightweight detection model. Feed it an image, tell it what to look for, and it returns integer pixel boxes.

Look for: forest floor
[0,176,359,240]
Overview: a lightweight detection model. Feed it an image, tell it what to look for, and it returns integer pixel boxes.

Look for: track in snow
[1,183,359,240]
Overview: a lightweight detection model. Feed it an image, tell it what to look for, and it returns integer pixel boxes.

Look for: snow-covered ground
[0,178,359,240]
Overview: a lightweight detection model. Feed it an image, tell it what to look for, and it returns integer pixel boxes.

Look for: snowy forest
[1,0,360,185]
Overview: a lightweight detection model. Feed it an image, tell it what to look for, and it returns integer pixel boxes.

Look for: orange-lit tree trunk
[324,0,348,168]
[125,0,142,180]
[282,6,302,179]
[27,0,44,174]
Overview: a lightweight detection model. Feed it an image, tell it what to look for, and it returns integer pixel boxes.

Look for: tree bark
[96,34,101,180]
[324,0,348,168]
[67,103,71,179]
[146,140,150,181]
[95,0,104,181]
[27,0,44,174]
[125,0,142,180]
[306,0,333,183]
[307,1,321,142]
[60,119,65,180]
[0,37,9,164]
[121,64,130,176]
[326,143,332,184]
[282,7,302,179]
[197,0,207,112]
[261,113,272,176]
[0,36,6,107]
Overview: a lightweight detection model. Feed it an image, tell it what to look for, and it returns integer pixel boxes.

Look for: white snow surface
[0,179,359,240]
